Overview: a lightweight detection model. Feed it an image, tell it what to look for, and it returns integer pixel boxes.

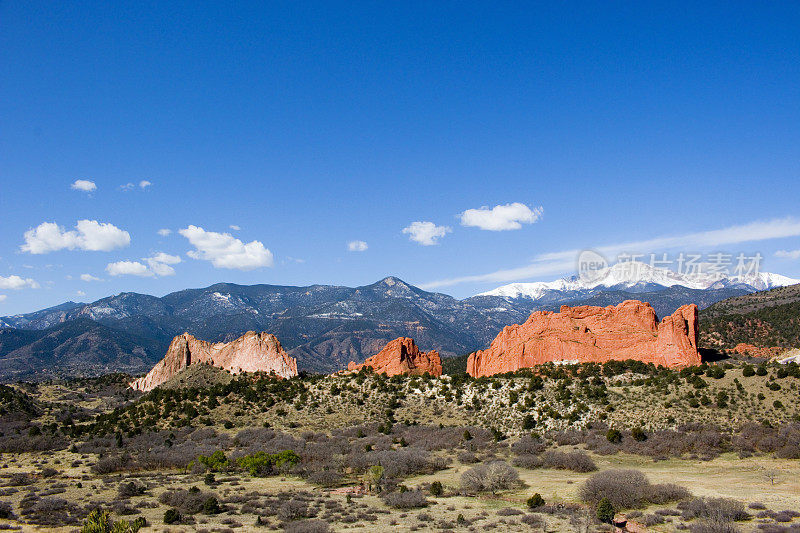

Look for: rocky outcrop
[347,337,442,377]
[466,300,699,377]
[130,331,297,391]
[731,343,783,359]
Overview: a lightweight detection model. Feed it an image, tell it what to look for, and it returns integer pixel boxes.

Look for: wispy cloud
[775,249,800,260]
[80,273,102,282]
[421,217,800,289]
[347,240,368,252]
[120,180,151,191]
[157,228,172,236]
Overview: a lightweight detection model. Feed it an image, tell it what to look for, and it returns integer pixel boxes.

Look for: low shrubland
[0,359,798,530]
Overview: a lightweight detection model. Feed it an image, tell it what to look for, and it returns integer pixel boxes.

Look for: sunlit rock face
[130,331,297,391]
[347,337,442,377]
[467,300,699,377]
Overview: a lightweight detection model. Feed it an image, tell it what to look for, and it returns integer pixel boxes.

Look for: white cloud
[21,220,131,254]
[421,216,800,289]
[775,249,800,260]
[145,252,181,276]
[0,295,6,302]
[460,202,543,231]
[106,261,152,277]
[229,225,241,231]
[80,273,102,282]
[106,252,181,278]
[149,252,181,265]
[347,240,368,252]
[76,290,86,297]
[157,228,172,236]
[179,225,273,270]
[402,222,451,246]
[71,179,97,192]
[0,275,40,290]
[139,180,152,189]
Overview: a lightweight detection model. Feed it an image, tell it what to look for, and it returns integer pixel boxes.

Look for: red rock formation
[130,331,298,391]
[347,337,442,377]
[466,300,699,377]
[731,343,783,359]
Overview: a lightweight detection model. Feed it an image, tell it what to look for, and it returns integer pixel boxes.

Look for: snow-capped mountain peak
[478,261,799,299]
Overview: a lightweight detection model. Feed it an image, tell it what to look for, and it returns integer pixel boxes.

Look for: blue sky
[1,1,799,314]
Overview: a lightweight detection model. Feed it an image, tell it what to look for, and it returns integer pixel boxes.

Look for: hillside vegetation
[700,284,800,351]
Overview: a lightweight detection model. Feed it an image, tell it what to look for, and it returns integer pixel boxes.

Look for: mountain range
[1,262,797,380]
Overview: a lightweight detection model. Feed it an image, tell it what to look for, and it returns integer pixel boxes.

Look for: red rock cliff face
[130,331,298,391]
[347,337,442,377]
[466,300,699,377]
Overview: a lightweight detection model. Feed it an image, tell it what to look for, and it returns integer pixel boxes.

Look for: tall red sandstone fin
[347,337,442,377]
[130,331,298,392]
[466,300,700,377]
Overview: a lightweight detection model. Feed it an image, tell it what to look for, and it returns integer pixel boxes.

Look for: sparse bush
[7,473,32,486]
[643,513,665,526]
[580,469,689,509]
[457,451,478,464]
[92,455,131,474]
[677,497,748,522]
[282,520,330,533]
[429,481,443,496]
[646,483,691,505]
[540,450,597,472]
[159,488,217,514]
[511,436,546,455]
[307,470,343,487]
[117,481,146,499]
[512,454,543,469]
[460,461,520,494]
[278,500,312,521]
[497,507,523,516]
[521,513,546,528]
[383,490,428,509]
[20,497,87,526]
